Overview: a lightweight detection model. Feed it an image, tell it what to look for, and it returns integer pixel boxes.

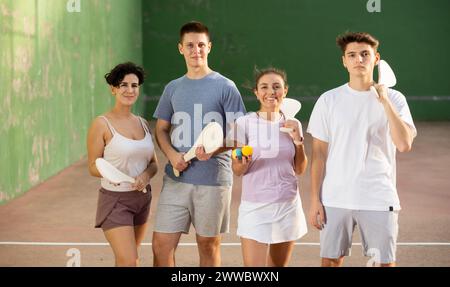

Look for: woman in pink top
[231,68,308,266]
[87,62,158,266]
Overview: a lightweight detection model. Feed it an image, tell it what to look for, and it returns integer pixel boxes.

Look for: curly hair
[104,62,145,87]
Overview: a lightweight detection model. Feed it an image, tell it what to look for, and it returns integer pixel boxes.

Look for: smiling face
[178,32,211,69]
[110,73,140,106]
[254,73,288,112]
[342,42,380,79]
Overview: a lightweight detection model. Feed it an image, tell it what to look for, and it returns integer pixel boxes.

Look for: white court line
[0,242,449,247]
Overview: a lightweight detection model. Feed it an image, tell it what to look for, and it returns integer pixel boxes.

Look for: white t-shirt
[307,83,417,211]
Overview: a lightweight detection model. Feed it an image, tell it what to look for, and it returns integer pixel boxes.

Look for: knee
[322,257,344,267]
[197,237,220,255]
[116,256,138,267]
[152,236,173,257]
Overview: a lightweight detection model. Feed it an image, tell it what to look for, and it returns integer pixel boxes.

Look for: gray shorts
[320,206,399,264]
[154,176,232,237]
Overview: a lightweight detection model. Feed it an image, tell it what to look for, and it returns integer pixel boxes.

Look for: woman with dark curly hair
[87,62,158,266]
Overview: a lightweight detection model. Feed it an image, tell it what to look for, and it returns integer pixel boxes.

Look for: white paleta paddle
[280,98,302,133]
[95,158,147,193]
[370,59,397,97]
[173,122,224,177]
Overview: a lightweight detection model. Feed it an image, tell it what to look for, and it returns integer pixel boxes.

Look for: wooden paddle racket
[95,158,147,193]
[280,98,302,133]
[173,122,224,177]
[371,59,397,98]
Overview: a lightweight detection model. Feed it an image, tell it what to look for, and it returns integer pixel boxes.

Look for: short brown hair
[179,21,210,43]
[104,62,145,87]
[254,67,288,90]
[336,32,379,54]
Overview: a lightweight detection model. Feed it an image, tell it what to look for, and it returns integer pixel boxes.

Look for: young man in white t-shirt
[307,32,417,267]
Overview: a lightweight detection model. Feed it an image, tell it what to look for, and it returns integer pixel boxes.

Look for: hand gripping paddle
[173,122,224,177]
[280,98,302,133]
[95,158,147,193]
[370,59,397,98]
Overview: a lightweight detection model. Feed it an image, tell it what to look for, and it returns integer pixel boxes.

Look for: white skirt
[237,194,308,244]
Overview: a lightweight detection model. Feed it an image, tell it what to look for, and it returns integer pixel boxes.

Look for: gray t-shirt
[153,71,246,186]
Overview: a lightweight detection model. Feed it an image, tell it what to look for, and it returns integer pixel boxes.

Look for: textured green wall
[142,0,450,121]
[0,0,143,203]
[1,0,449,204]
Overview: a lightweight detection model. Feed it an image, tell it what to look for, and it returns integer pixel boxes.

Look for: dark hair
[104,62,145,87]
[179,21,210,43]
[254,67,288,90]
[336,32,379,54]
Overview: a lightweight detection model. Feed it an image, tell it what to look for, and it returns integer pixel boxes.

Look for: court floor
[0,122,449,267]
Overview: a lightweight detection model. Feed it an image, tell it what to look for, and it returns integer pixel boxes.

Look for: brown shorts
[95,185,152,231]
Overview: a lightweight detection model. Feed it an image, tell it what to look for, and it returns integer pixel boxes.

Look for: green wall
[142,0,450,121]
[1,0,449,204]
[0,0,143,203]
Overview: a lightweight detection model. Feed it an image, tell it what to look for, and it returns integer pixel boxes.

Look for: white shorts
[237,194,308,244]
[320,206,399,264]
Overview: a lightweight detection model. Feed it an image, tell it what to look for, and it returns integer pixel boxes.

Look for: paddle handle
[173,146,198,177]
[280,127,294,133]
[370,86,380,98]
[183,147,197,162]
[119,178,147,193]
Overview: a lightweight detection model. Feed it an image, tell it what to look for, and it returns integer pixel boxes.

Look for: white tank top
[99,116,154,192]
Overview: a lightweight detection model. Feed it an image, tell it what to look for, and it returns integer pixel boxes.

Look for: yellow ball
[242,145,253,156]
